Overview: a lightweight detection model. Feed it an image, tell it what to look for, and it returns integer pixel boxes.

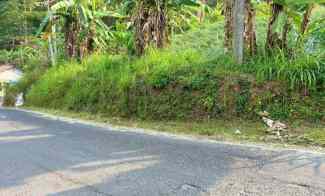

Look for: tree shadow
[0,109,232,195]
[0,108,325,195]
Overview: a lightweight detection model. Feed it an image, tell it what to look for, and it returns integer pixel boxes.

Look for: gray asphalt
[0,108,325,196]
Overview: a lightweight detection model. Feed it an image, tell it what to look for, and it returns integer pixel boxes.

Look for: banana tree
[244,0,257,56]
[265,0,325,52]
[38,0,113,59]
[118,0,199,55]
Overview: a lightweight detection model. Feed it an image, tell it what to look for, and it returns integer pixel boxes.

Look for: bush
[24,47,325,121]
[0,50,12,64]
[3,84,18,106]
[26,60,85,108]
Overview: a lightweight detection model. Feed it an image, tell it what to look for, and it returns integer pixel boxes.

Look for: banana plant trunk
[79,26,95,59]
[134,1,147,56]
[224,0,234,53]
[265,3,283,51]
[301,4,314,35]
[65,20,79,58]
[244,0,257,56]
[134,0,167,56]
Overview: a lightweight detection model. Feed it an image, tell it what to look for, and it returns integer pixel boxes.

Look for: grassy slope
[10,21,325,147]
[24,23,325,121]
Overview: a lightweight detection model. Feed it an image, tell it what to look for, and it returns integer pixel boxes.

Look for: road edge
[5,106,325,155]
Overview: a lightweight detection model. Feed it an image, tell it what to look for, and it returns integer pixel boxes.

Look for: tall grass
[242,52,325,90]
[26,60,85,107]
[64,54,132,112]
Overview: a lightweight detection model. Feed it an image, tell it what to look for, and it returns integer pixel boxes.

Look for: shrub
[26,60,85,108]
[3,84,19,106]
[241,52,325,91]
[64,54,132,114]
[24,48,325,121]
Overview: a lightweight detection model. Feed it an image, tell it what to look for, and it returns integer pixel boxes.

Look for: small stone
[258,111,270,117]
[263,135,280,142]
[235,129,242,135]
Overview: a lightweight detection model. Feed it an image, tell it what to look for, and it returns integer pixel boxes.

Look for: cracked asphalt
[0,108,325,196]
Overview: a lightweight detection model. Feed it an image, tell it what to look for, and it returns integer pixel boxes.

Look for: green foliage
[38,0,113,51]
[0,0,44,49]
[4,0,325,124]
[26,60,85,107]
[25,45,325,121]
[16,67,47,94]
[0,50,12,64]
[3,85,18,107]
[0,37,51,70]
[171,23,224,58]
[243,52,325,90]
[64,54,132,113]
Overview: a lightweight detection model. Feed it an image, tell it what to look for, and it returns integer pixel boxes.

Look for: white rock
[235,129,242,135]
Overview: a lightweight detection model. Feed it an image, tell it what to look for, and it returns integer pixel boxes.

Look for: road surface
[0,108,325,196]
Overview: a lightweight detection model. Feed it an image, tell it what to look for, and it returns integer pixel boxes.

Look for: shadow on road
[0,108,324,195]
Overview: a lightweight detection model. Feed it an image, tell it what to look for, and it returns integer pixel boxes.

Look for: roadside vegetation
[1,0,325,147]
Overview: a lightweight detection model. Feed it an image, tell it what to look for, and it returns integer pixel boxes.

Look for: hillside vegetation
[1,1,325,146]
[21,23,325,121]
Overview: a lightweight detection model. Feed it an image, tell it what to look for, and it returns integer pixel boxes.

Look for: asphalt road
[0,108,325,196]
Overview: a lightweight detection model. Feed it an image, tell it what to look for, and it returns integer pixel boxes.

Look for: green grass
[22,46,324,121]
[26,60,85,108]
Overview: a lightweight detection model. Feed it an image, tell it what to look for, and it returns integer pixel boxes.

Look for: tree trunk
[233,0,245,64]
[198,0,208,23]
[134,1,147,56]
[281,18,291,49]
[65,18,78,58]
[244,0,257,56]
[224,0,234,53]
[134,0,167,56]
[301,4,314,35]
[265,3,283,51]
[47,0,56,66]
[154,4,167,48]
[78,24,95,60]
